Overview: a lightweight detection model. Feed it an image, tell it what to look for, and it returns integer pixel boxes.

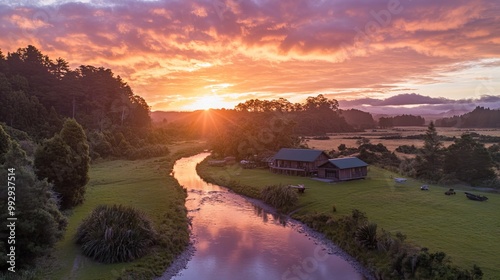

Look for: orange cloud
[0,0,498,111]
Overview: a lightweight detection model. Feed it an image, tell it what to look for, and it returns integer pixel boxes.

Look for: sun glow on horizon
[181,95,236,111]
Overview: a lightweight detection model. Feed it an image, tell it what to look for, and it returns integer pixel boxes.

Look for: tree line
[235,94,353,135]
[379,114,425,128]
[400,122,497,186]
[327,123,498,187]
[199,95,354,159]
[436,107,500,128]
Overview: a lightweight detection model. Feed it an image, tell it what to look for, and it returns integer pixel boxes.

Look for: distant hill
[421,108,472,122]
[435,107,500,128]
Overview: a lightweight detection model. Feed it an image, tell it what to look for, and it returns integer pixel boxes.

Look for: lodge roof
[321,157,368,169]
[273,148,326,162]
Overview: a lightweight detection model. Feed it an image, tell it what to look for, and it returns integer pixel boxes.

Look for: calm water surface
[171,153,365,280]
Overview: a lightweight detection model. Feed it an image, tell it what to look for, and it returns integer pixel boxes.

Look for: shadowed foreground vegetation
[36,141,205,280]
[197,158,499,279]
[75,204,158,264]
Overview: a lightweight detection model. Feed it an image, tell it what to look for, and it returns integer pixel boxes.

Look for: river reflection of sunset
[170,153,365,280]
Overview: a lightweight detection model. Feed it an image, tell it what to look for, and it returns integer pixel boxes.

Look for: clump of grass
[355,223,378,250]
[75,204,157,263]
[261,184,299,213]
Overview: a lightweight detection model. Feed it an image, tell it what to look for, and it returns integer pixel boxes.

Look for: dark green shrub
[356,223,378,250]
[75,205,157,263]
[396,144,419,154]
[261,184,299,212]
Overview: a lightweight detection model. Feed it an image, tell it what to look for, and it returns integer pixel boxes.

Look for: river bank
[159,195,374,280]
[163,153,370,280]
[196,156,493,279]
[244,195,375,280]
[37,141,206,280]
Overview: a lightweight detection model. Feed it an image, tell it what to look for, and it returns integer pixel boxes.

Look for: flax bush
[355,223,378,250]
[75,204,157,263]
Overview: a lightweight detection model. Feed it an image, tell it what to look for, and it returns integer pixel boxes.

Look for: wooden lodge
[269,148,329,176]
[317,157,368,181]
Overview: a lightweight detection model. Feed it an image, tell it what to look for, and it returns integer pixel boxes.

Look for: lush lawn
[38,141,206,280]
[199,162,500,279]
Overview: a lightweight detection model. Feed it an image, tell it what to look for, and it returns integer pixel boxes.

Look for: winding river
[167,153,366,280]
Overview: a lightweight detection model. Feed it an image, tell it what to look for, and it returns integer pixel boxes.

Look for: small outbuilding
[269,148,330,176]
[317,157,368,181]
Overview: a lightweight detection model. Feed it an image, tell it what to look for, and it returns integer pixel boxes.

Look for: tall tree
[0,129,67,270]
[415,122,444,182]
[35,119,90,209]
[304,94,339,111]
[444,134,496,185]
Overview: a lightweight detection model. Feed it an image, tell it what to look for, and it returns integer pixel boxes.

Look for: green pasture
[200,163,500,279]
[38,141,205,280]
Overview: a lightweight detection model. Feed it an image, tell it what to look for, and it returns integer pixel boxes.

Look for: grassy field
[306,126,500,154]
[38,141,206,280]
[198,162,500,279]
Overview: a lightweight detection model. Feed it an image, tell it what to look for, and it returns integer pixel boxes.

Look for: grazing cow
[444,188,456,195]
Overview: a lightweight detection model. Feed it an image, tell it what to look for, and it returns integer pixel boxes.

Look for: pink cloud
[0,0,499,111]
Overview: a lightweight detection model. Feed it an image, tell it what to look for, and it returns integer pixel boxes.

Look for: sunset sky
[1,0,499,113]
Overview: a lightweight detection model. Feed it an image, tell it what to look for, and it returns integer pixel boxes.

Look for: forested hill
[0,45,150,140]
[435,107,500,128]
[339,108,376,129]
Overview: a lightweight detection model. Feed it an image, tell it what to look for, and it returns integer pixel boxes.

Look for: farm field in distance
[306,126,500,155]
[198,161,500,279]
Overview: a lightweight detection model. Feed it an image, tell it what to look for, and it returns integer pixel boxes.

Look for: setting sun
[181,95,236,111]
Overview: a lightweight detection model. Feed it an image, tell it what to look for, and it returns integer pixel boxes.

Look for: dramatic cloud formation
[0,0,499,110]
[339,93,500,115]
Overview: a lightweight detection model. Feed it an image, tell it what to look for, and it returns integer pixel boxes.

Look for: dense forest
[0,46,149,136]
[0,45,178,160]
[435,107,500,128]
